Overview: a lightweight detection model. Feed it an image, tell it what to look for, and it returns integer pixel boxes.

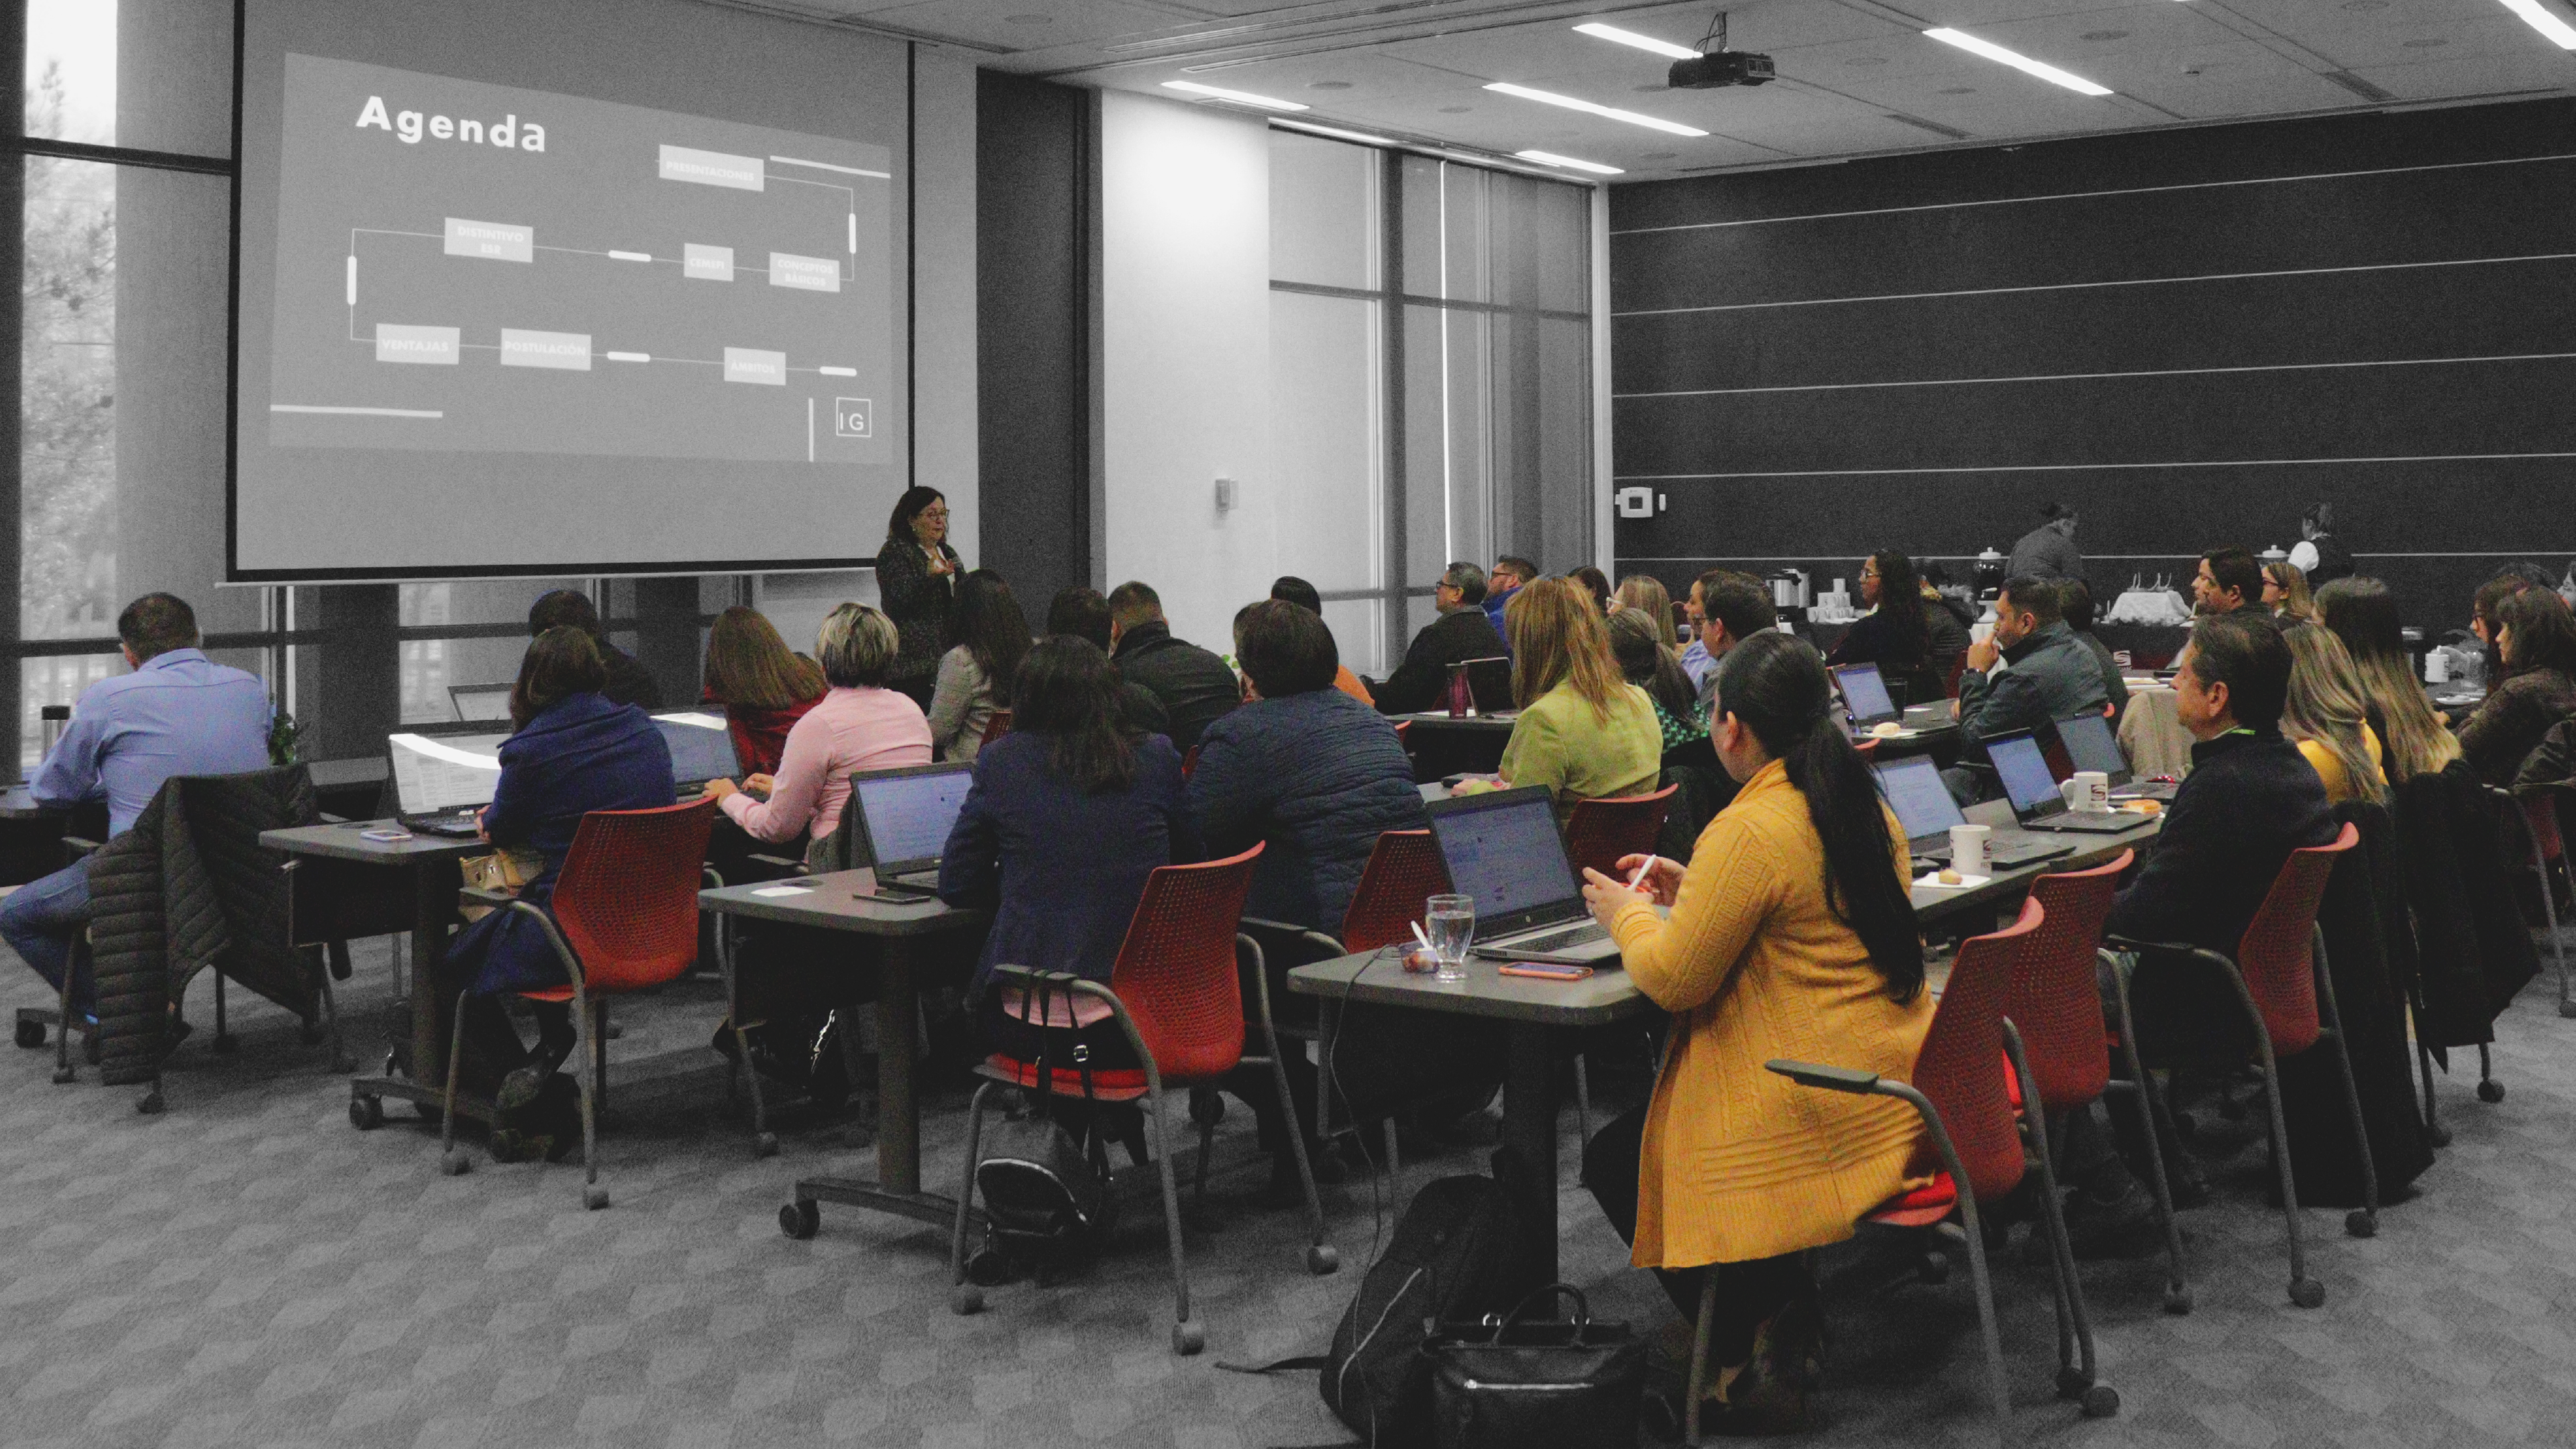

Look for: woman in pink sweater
[705,602,932,870]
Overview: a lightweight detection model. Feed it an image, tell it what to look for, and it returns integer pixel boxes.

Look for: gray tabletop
[0,786,62,820]
[1394,712,1519,733]
[699,869,985,938]
[1907,799,2159,922]
[1287,950,1660,1028]
[260,820,487,864]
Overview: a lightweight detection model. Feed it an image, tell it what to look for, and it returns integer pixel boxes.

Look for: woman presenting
[876,486,962,710]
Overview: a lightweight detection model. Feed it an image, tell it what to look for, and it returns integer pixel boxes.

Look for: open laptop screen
[1988,733,2063,816]
[1833,664,1898,726]
[1874,756,1966,844]
[853,765,974,872]
[387,732,507,814]
[1426,786,1581,932]
[650,712,740,786]
[2053,712,2129,782]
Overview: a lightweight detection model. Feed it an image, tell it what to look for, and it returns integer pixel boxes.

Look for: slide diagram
[264,54,894,466]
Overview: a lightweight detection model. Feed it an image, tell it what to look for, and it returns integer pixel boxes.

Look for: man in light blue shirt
[0,594,270,1020]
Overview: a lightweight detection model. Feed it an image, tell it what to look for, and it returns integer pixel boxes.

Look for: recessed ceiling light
[1273,118,1399,146]
[1922,28,2114,96]
[1308,80,1352,90]
[1482,81,1711,136]
[2402,36,2449,46]
[1161,80,1309,111]
[2082,30,2130,40]
[1572,21,1702,61]
[2500,0,2576,46]
[1516,149,1625,174]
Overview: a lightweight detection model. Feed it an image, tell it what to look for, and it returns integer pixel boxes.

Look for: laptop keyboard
[1511,922,1608,954]
[400,808,484,838]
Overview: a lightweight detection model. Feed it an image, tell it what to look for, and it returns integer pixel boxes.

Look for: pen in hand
[1626,854,1658,891]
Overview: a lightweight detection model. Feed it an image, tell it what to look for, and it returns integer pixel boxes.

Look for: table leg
[786,934,965,1234]
[1502,1020,1559,1283]
[348,859,491,1128]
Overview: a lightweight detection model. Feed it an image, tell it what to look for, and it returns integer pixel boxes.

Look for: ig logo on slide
[834,398,872,439]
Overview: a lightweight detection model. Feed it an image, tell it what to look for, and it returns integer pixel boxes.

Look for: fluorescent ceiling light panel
[1516,149,1625,174]
[1274,119,1399,146]
[1482,81,1709,136]
[1922,28,2114,96]
[1572,21,1702,60]
[1161,80,1309,111]
[2500,0,2576,48]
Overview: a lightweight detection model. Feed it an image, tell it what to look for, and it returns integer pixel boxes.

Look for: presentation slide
[231,0,912,580]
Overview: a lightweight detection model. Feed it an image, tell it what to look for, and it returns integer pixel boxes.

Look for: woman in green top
[1500,578,1666,815]
[1609,606,1709,751]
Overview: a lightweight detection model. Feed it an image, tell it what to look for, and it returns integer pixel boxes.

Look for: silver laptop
[1989,731,2136,835]
[1873,755,2070,871]
[649,710,742,792]
[2053,711,2177,802]
[849,763,975,895]
[1425,785,1619,965]
[386,731,509,836]
[449,683,513,722]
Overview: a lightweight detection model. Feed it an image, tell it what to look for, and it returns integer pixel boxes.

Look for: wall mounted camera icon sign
[833,397,872,439]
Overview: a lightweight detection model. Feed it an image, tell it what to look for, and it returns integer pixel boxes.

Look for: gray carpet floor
[0,934,2565,1448]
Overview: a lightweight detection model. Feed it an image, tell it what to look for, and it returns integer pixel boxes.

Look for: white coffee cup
[1949,824,1990,877]
[2073,770,2110,812]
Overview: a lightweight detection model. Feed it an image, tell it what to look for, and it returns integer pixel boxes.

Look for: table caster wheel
[582,1186,609,1211]
[2428,1121,2452,1148]
[754,1132,779,1159]
[2162,1283,2194,1316]
[2081,1384,2120,1419]
[350,1095,384,1130]
[2290,1277,2325,1309]
[2345,1209,2377,1238]
[2559,998,2576,1019]
[52,1065,76,1085]
[2478,1079,2505,1104]
[779,1200,820,1240]
[15,1018,45,1049]
[2057,1366,2094,1399]
[1171,1322,1204,1356]
[439,1149,472,1177]
[1306,1244,1339,1276]
[951,1285,982,1316]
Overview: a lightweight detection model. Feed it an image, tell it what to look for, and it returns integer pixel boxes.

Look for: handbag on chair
[1426,1283,1645,1449]
[971,977,1119,1261]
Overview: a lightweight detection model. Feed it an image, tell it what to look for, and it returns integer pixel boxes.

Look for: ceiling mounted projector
[1668,11,1774,88]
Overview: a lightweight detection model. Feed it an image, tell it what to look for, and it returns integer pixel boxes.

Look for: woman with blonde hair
[2282,625,2386,805]
[702,606,827,778]
[2314,578,2461,784]
[2262,561,2316,625]
[1500,577,1663,815]
[1614,574,1679,647]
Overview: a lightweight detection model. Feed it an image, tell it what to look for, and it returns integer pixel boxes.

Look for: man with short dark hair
[1956,575,2110,758]
[1046,586,1169,737]
[528,588,661,707]
[1682,570,1778,707]
[1374,562,1506,715]
[2191,547,2261,616]
[0,594,270,1028]
[1484,555,1538,647]
[1269,576,1374,706]
[1106,581,1240,751]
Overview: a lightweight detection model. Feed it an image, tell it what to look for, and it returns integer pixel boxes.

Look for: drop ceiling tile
[2352,48,2576,96]
[2296,13,2574,67]
[857,0,1201,50]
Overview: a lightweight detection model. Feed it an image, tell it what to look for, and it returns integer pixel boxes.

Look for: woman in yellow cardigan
[1578,630,1933,1432]
[1498,576,1662,816]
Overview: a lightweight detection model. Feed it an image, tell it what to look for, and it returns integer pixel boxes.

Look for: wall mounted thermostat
[1615,486,1657,519]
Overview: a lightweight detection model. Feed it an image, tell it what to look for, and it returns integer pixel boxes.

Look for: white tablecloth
[2119,686,2194,780]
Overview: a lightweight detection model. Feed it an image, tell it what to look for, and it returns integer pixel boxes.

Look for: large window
[1267,129,1594,676]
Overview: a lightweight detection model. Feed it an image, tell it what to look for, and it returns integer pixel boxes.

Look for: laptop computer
[449,683,513,722]
[1833,663,1900,728]
[849,762,975,895]
[385,731,510,836]
[1988,731,2139,834]
[2052,711,2178,802]
[649,710,742,792]
[1461,657,1515,714]
[1873,755,2072,872]
[1424,785,1620,965]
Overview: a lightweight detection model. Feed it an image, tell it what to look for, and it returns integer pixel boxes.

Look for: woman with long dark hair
[926,569,1031,763]
[2315,578,2461,785]
[1576,630,1931,1432]
[875,486,963,710]
[1827,550,1941,702]
[1607,606,1705,749]
[2457,585,2576,784]
[701,606,826,777]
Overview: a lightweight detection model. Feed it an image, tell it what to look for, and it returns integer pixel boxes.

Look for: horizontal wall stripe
[1612,250,2576,319]
[1616,552,2576,563]
[1613,349,2576,400]
[1616,451,2576,482]
[1609,150,2576,237]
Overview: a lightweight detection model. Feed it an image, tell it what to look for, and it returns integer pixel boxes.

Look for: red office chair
[2016,852,2192,1315]
[438,797,718,1210]
[981,708,1012,747]
[1563,785,1679,881]
[1762,899,2115,1445]
[2502,782,2573,1019]
[948,844,1338,1356]
[1338,830,1451,952]
[2108,822,2371,1309]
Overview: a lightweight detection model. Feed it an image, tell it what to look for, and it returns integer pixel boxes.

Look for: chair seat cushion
[517,987,577,1004]
[1867,1173,1959,1228]
[978,1055,1153,1102]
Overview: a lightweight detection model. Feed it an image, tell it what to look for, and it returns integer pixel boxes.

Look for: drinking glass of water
[1426,894,1474,983]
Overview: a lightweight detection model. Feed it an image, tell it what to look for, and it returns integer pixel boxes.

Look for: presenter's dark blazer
[877,537,961,690]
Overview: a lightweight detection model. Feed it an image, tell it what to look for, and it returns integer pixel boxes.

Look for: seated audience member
[1499,578,1663,815]
[1682,570,1780,705]
[939,637,1198,1067]
[703,602,932,869]
[2469,569,2534,687]
[1919,564,1975,683]
[437,628,677,1115]
[927,570,1030,763]
[2058,579,2130,716]
[2314,578,2462,785]
[2190,546,2261,616]
[2283,625,2387,806]
[1613,575,1680,647]
[2288,502,2355,588]
[2456,585,2576,785]
[2262,560,2316,625]
[1570,566,1615,614]
[1485,554,1537,647]
[1609,607,1707,750]
[0,594,270,1030]
[1576,631,1931,1432]
[529,589,661,708]
[702,606,826,778]
[1106,581,1240,752]
[1046,586,1170,738]
[2055,612,2337,1250]
[1955,576,2110,753]
[1827,551,1942,704]
[1374,562,1507,714]
[1268,576,1373,706]
[2007,501,2084,582]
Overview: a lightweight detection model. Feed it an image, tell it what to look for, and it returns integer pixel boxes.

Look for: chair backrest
[1562,784,1679,880]
[2232,821,2359,1057]
[1917,896,2045,1202]
[1338,829,1452,953]
[1107,843,1263,1081]
[982,708,1012,747]
[549,797,720,993]
[2039,729,2074,783]
[2012,850,2134,1111]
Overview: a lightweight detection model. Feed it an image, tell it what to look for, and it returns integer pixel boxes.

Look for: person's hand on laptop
[744,773,774,799]
[701,777,739,802]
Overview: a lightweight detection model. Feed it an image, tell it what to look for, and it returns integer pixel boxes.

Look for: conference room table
[1285,797,2161,1280]
[693,870,989,1239]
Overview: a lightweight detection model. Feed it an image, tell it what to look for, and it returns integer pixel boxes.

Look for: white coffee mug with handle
[2072,770,2111,812]
[1949,824,1990,877]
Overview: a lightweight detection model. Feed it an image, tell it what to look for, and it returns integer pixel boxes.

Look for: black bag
[973,978,1116,1250]
[1426,1283,1645,1449]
